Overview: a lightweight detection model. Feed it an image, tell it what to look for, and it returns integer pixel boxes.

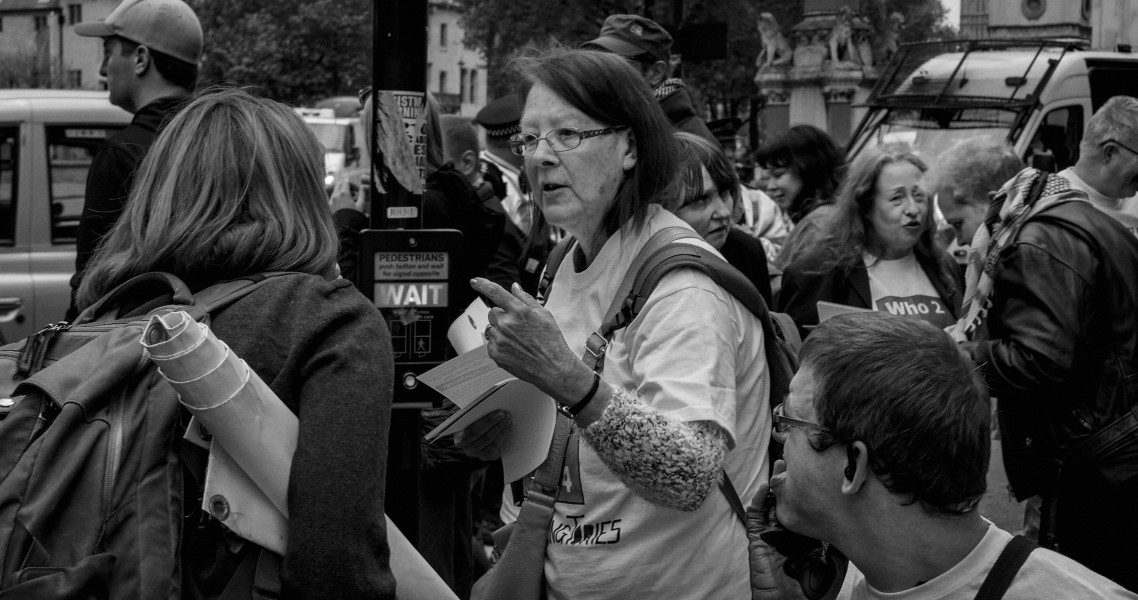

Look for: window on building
[68,4,82,25]
[440,23,447,48]
[469,70,478,105]
[34,15,48,31]
[0,127,18,245]
[459,69,468,103]
[439,70,447,94]
[0,17,5,33]
[46,126,124,244]
[67,70,81,88]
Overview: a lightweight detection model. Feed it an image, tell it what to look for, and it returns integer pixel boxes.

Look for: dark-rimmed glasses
[1103,139,1138,157]
[508,126,629,157]
[773,403,831,434]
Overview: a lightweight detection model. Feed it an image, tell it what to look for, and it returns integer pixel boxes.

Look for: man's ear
[133,45,152,77]
[841,441,870,495]
[459,150,480,178]
[645,60,669,87]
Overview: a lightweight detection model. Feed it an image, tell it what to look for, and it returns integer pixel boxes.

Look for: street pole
[368,0,430,544]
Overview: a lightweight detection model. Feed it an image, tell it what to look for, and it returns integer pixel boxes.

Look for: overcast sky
[943,0,961,28]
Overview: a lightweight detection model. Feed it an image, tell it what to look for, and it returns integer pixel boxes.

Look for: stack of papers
[419,345,557,482]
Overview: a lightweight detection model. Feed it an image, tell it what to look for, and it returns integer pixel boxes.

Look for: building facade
[427,0,488,116]
[961,0,1134,50]
[0,0,118,89]
[959,0,990,39]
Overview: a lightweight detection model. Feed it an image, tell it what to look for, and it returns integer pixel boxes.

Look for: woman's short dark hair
[513,48,679,237]
[800,312,991,517]
[810,148,956,292]
[754,124,844,222]
[114,36,198,91]
[672,131,743,221]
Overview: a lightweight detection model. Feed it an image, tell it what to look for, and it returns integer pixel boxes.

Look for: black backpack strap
[536,237,575,304]
[192,272,301,314]
[623,238,796,413]
[73,272,196,325]
[974,535,1036,600]
[719,470,746,527]
[584,227,701,372]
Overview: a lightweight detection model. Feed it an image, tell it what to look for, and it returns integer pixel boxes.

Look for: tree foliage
[458,0,955,109]
[187,0,372,105]
[456,0,650,99]
[0,46,59,88]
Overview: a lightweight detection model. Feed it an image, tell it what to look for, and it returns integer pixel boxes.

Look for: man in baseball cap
[67,0,203,319]
[582,14,717,145]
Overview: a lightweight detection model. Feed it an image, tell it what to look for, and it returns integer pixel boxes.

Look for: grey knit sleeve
[579,385,729,512]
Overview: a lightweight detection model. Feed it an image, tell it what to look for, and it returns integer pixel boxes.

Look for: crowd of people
[20,0,1138,598]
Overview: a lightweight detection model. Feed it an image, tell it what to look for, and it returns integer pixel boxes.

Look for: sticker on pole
[374,90,426,196]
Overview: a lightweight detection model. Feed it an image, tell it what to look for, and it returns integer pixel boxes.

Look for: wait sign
[374,282,448,307]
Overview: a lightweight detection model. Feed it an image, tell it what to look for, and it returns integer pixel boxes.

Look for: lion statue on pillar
[756,12,793,70]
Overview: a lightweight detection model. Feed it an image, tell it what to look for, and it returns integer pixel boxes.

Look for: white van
[296,108,368,193]
[0,90,131,345]
[847,39,1138,172]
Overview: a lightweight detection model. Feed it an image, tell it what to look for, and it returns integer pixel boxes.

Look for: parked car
[0,90,131,345]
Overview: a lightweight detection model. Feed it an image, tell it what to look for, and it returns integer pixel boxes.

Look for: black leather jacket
[972,200,1138,499]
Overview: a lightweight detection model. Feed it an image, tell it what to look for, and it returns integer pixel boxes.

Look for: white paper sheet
[419,346,557,482]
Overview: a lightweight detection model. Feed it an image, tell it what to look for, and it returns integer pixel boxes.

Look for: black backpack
[0,272,288,599]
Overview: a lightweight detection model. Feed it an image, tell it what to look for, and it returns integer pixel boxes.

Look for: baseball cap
[75,0,203,66]
[582,14,672,65]
[474,94,522,139]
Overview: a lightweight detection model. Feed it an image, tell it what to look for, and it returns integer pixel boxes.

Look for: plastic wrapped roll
[141,311,457,600]
[143,312,295,517]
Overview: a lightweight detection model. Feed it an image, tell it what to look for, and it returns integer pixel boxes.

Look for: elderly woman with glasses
[457,48,771,599]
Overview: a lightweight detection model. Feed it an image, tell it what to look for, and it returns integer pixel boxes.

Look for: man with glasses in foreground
[751,312,1133,600]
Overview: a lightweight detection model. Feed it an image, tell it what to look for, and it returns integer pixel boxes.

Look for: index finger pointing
[471,278,526,312]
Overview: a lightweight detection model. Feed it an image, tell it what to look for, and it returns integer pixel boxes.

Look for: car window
[45,126,121,244]
[1025,106,1084,173]
[0,126,16,245]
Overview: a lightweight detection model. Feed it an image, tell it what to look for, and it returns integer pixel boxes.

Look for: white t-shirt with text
[537,206,771,600]
[864,253,954,329]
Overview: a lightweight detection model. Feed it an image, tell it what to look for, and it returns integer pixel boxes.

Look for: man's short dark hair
[800,312,991,517]
[440,115,480,162]
[114,36,198,91]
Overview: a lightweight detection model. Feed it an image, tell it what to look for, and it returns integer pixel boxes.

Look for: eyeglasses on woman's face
[508,126,629,157]
[772,402,831,435]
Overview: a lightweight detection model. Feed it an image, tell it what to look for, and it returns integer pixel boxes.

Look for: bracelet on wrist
[563,371,601,417]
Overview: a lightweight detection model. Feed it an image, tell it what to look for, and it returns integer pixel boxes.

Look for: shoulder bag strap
[584,226,701,372]
[719,471,747,527]
[974,535,1037,600]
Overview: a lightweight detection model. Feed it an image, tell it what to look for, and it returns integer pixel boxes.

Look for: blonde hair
[77,88,338,308]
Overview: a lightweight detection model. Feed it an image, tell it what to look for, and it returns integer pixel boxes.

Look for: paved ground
[979,435,1027,533]
[977,400,1028,534]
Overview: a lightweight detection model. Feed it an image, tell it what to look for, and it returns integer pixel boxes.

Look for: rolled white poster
[142,311,456,600]
[144,312,295,517]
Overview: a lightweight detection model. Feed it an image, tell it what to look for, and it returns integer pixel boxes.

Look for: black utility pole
[370,0,428,230]
[367,0,430,544]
